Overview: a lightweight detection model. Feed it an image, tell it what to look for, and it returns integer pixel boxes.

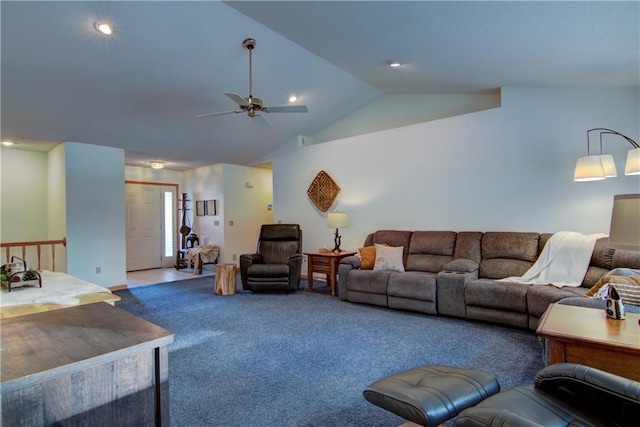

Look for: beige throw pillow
[373,244,405,273]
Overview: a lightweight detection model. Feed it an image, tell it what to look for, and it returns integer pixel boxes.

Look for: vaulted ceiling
[2,1,638,170]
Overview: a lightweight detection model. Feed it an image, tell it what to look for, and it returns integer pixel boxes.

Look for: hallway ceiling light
[385,60,402,68]
[1,141,16,146]
[149,161,165,170]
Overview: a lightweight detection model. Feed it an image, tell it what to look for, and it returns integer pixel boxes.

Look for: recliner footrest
[363,365,500,427]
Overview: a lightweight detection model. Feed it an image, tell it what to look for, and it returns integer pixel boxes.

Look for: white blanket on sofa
[498,231,607,288]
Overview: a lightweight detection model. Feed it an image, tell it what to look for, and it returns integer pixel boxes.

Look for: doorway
[125,182,177,271]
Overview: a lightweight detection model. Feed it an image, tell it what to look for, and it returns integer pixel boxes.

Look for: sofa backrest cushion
[365,230,413,265]
[579,237,615,287]
[453,232,483,263]
[479,232,540,279]
[406,231,457,273]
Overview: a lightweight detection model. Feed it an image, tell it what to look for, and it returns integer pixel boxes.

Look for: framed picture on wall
[196,201,205,216]
[205,200,217,216]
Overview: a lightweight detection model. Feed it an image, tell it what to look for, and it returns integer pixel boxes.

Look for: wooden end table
[304,250,357,297]
[215,263,237,295]
[536,303,640,381]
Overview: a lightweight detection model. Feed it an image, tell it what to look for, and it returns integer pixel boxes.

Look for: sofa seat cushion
[247,263,289,278]
[526,284,587,318]
[388,271,437,301]
[346,269,391,294]
[465,279,530,312]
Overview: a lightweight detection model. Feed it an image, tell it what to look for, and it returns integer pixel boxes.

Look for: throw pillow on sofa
[373,244,405,273]
[586,274,640,306]
[358,246,377,270]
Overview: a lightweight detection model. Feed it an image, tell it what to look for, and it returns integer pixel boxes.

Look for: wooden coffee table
[536,303,640,381]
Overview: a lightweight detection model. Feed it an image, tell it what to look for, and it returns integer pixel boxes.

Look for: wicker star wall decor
[307,170,340,212]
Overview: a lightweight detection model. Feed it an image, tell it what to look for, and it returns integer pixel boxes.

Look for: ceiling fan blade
[263,105,308,113]
[252,113,271,128]
[224,92,250,107]
[196,110,242,118]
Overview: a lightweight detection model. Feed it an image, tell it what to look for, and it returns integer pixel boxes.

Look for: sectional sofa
[338,230,640,330]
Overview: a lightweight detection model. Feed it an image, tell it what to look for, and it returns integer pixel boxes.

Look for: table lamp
[608,194,640,252]
[607,194,640,321]
[327,212,348,252]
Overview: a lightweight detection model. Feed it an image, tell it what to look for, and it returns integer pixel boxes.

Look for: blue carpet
[115,277,544,426]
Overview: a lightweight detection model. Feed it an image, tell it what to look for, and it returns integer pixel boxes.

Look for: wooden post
[215,264,237,295]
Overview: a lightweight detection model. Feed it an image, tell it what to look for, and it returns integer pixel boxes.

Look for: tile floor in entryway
[126,267,215,288]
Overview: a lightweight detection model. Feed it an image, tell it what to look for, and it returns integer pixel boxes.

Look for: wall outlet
[277,219,282,224]
[95,266,101,274]
[229,220,234,226]
[232,253,237,261]
[214,220,220,226]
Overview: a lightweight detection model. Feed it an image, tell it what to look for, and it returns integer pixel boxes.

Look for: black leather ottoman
[364,365,500,427]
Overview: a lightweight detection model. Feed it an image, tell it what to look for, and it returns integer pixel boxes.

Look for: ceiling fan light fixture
[386,59,402,68]
[288,93,299,103]
[94,22,113,35]
[149,161,165,170]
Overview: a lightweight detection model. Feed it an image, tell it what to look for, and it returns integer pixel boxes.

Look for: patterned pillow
[373,244,405,273]
[586,275,640,306]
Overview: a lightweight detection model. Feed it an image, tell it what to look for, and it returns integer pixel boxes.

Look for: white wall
[183,163,224,251]
[65,142,126,287]
[47,144,67,270]
[183,163,273,265]
[0,149,49,242]
[268,87,640,257]
[222,164,273,264]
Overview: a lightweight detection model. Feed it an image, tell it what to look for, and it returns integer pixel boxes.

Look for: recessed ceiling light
[288,94,299,103]
[149,161,165,170]
[1,141,16,146]
[94,22,113,35]
[386,60,402,68]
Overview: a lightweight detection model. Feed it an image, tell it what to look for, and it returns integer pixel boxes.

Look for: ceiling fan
[196,38,308,128]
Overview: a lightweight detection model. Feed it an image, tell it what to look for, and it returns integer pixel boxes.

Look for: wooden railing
[1,238,67,271]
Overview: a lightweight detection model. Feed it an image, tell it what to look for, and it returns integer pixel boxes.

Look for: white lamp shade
[327,212,348,228]
[599,155,618,178]
[573,155,605,181]
[624,147,640,175]
[608,194,640,251]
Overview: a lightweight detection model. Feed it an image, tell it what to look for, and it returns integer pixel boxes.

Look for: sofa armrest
[338,257,360,300]
[340,255,361,269]
[287,253,304,291]
[240,254,262,290]
[534,363,640,401]
[443,258,479,273]
[436,269,479,318]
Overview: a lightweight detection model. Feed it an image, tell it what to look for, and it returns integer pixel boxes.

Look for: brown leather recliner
[240,224,303,293]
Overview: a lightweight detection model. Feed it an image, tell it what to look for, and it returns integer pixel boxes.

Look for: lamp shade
[608,194,640,251]
[625,147,640,175]
[599,155,618,178]
[327,212,348,229]
[573,155,605,181]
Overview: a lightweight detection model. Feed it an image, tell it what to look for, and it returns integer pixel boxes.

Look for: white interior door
[126,184,163,271]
